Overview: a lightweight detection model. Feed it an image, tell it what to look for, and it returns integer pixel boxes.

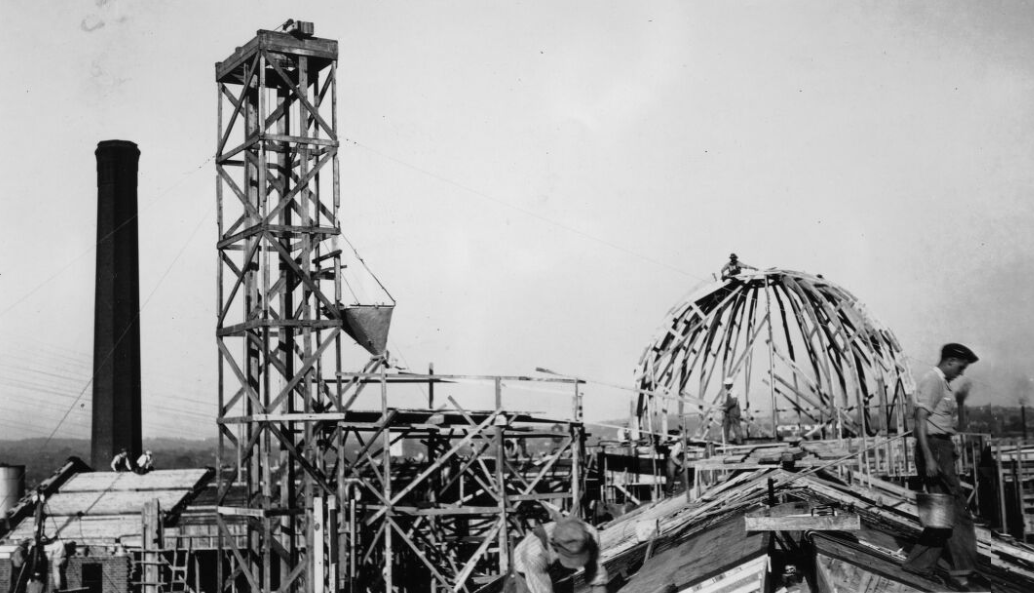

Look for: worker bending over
[511,516,607,593]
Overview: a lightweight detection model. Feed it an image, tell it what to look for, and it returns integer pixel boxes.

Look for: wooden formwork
[632,270,915,450]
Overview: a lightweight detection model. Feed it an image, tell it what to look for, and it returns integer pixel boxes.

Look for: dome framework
[633,269,915,444]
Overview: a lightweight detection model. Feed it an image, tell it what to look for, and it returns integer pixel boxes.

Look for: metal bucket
[916,492,954,529]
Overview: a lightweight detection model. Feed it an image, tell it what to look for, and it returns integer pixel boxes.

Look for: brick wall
[66,556,132,593]
[1,555,132,593]
[1,558,12,592]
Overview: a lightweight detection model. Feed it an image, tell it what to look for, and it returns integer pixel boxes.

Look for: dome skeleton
[633,269,915,445]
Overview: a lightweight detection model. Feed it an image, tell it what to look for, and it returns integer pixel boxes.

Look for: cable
[342,137,706,282]
[40,202,215,450]
[0,155,214,320]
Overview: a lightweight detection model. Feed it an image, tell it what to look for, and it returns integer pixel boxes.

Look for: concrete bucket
[341,304,394,356]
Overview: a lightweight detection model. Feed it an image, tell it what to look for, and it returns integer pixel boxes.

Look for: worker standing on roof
[902,343,983,591]
[722,378,744,445]
[720,253,757,281]
[44,539,67,592]
[9,540,27,593]
[510,516,607,593]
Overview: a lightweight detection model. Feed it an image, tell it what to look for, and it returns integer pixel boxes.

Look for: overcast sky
[1,1,1032,442]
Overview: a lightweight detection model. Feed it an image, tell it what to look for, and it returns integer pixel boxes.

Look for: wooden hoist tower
[215,21,588,593]
[214,20,396,593]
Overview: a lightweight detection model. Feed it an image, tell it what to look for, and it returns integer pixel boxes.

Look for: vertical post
[572,381,583,515]
[429,363,435,408]
[1015,443,1025,540]
[764,279,779,439]
[495,378,510,574]
[381,366,392,593]
[328,496,338,593]
[313,495,325,593]
[996,441,1007,531]
[215,80,226,593]
[678,395,688,497]
[142,500,161,593]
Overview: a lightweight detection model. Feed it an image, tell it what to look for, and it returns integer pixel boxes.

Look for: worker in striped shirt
[511,517,607,593]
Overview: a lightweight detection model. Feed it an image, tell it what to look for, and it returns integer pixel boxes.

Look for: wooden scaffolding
[330,372,587,593]
[214,22,589,593]
[215,21,350,593]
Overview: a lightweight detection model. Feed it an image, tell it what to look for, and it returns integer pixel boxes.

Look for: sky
[1,1,1033,442]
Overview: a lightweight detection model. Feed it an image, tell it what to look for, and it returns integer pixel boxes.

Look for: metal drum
[0,465,26,515]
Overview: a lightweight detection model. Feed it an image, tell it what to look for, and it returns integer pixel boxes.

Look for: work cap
[941,343,978,363]
[723,378,734,386]
[729,253,738,259]
[551,518,594,569]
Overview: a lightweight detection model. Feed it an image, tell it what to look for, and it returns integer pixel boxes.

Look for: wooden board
[43,490,198,516]
[4,515,142,545]
[744,502,860,531]
[60,469,211,493]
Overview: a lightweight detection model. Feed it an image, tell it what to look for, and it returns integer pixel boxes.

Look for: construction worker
[110,448,133,472]
[902,343,985,591]
[8,540,27,593]
[135,451,154,474]
[44,539,67,591]
[510,516,607,593]
[722,378,744,445]
[720,253,757,281]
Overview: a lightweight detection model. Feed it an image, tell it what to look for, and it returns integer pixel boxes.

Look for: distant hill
[0,438,218,488]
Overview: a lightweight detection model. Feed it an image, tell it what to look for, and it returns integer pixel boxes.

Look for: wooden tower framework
[215,23,351,593]
[214,23,588,593]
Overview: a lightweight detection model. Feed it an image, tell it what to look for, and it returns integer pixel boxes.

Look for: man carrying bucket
[903,343,982,590]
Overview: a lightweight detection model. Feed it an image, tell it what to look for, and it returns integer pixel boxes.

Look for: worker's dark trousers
[903,436,977,577]
[723,418,743,444]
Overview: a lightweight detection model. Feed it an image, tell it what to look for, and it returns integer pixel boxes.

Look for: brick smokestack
[91,140,143,469]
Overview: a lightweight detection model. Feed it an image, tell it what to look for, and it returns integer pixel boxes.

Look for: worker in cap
[720,253,757,281]
[722,377,743,445]
[510,516,607,593]
[903,343,985,590]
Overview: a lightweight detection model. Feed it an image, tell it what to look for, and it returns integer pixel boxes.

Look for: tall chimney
[91,140,142,469]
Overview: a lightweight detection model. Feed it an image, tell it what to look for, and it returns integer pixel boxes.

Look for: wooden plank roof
[618,515,769,593]
[1,468,213,546]
[597,468,1034,593]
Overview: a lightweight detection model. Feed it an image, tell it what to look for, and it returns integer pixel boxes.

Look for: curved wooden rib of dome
[633,269,914,444]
